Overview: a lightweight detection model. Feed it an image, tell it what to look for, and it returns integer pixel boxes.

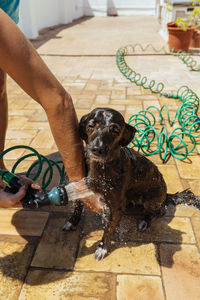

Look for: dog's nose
[92,145,108,155]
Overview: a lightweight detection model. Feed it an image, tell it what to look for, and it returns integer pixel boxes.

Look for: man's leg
[0,69,8,170]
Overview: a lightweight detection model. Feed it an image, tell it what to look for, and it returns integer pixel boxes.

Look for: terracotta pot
[167,22,195,52]
[190,29,200,48]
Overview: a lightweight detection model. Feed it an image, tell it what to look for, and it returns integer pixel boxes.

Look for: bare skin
[0,9,104,211]
[0,69,7,171]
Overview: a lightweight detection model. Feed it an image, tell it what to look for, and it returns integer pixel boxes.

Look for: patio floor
[0,16,200,300]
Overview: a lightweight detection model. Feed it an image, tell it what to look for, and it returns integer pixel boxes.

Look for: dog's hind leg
[138,206,166,232]
[138,188,167,232]
[95,210,122,261]
[62,200,83,231]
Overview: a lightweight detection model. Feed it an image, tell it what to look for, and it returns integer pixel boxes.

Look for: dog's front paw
[95,242,108,261]
[138,220,151,232]
[62,221,77,231]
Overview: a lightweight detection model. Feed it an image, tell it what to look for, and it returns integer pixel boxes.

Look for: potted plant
[167,0,200,52]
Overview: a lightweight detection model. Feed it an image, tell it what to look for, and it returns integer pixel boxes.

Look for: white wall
[18,0,84,39]
[107,0,157,16]
[18,0,158,39]
[83,0,107,16]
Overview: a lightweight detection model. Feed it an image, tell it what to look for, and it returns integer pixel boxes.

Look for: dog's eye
[87,123,95,130]
[110,125,120,134]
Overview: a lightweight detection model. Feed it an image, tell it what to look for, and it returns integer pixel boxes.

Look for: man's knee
[0,69,6,97]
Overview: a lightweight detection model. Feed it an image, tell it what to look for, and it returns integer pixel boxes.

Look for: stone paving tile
[8,116,29,129]
[37,16,165,56]
[91,104,126,116]
[6,130,37,140]
[95,95,110,105]
[19,269,115,300]
[30,129,54,149]
[116,275,165,300]
[76,109,91,121]
[114,215,195,244]
[75,239,160,275]
[3,139,31,160]
[188,179,200,196]
[8,98,31,110]
[28,109,48,122]
[124,108,143,121]
[127,86,142,96]
[31,216,80,269]
[21,148,58,161]
[176,157,200,179]
[96,89,112,96]
[4,160,36,174]
[23,100,42,110]
[157,164,183,194]
[147,153,176,165]
[85,82,99,91]
[160,244,200,300]
[143,100,161,110]
[111,89,126,100]
[0,241,34,300]
[111,99,141,106]
[82,208,195,246]
[191,216,200,249]
[22,122,50,130]
[68,86,84,95]
[76,98,94,109]
[8,109,36,117]
[165,204,200,218]
[0,209,49,237]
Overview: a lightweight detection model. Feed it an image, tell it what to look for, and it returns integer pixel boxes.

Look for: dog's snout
[91,144,108,155]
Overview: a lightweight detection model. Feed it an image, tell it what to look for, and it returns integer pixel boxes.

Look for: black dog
[63,107,199,260]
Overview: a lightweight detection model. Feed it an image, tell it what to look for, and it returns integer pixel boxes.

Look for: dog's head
[79,107,136,161]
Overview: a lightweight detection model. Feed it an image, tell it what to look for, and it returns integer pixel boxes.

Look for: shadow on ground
[0,202,183,286]
[31,17,93,49]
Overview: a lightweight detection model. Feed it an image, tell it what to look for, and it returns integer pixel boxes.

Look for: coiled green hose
[0,146,66,192]
[0,44,199,190]
[116,44,200,162]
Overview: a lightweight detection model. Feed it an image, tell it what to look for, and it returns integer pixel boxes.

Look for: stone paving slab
[75,239,161,275]
[19,269,116,300]
[116,275,165,300]
[31,216,80,270]
[160,244,200,300]
[0,210,49,236]
[36,16,166,56]
[0,241,35,300]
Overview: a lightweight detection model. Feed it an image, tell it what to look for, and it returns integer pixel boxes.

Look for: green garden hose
[0,145,66,192]
[116,44,200,162]
[0,44,199,191]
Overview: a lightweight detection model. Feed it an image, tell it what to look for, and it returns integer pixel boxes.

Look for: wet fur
[63,107,199,260]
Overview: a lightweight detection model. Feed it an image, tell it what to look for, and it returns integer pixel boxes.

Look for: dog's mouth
[87,147,112,161]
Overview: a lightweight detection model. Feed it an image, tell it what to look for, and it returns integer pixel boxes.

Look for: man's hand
[0,175,42,208]
[0,184,27,208]
[66,178,106,212]
[17,175,42,193]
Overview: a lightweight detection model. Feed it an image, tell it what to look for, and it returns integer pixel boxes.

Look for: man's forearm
[0,9,86,182]
[45,93,86,182]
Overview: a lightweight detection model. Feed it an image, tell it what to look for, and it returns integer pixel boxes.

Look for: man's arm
[0,9,103,211]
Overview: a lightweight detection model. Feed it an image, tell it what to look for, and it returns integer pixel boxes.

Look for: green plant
[167,0,200,31]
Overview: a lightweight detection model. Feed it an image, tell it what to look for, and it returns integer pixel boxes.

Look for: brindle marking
[63,107,199,260]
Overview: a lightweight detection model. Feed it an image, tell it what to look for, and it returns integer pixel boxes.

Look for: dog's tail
[165,189,200,210]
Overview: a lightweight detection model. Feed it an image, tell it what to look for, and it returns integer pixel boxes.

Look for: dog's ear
[79,113,89,142]
[120,123,137,146]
